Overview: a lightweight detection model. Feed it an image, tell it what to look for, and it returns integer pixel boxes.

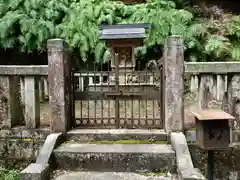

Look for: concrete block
[20,163,49,180]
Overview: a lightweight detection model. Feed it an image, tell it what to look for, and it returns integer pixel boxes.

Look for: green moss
[89,140,168,144]
[63,140,76,144]
[141,172,166,176]
[0,168,20,180]
[23,138,34,142]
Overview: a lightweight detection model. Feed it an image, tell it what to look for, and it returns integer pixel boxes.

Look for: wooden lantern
[192,109,235,150]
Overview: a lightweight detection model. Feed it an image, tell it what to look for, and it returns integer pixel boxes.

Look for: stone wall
[189,145,240,180]
[186,129,240,180]
[0,127,50,169]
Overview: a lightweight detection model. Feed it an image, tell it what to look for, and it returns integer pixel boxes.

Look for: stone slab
[67,129,167,142]
[180,168,206,180]
[54,171,173,180]
[54,144,175,172]
[55,143,174,153]
[36,133,63,164]
[20,163,49,180]
[0,65,48,75]
[170,132,205,180]
[184,62,240,74]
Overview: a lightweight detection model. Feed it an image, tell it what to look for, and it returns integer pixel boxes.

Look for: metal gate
[73,55,163,129]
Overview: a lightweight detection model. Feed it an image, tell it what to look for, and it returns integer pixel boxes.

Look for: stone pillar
[43,77,49,99]
[20,77,25,104]
[24,76,40,128]
[227,75,240,144]
[38,77,45,102]
[47,39,72,133]
[163,36,184,133]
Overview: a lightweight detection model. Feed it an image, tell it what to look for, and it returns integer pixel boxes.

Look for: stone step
[66,129,168,142]
[54,143,175,173]
[53,171,175,180]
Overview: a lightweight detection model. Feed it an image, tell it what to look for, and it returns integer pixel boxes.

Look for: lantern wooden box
[192,109,235,150]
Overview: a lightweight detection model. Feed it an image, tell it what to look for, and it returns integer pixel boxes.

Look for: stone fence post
[163,35,184,133]
[47,39,72,133]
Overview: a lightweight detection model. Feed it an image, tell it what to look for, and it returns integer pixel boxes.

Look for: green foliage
[0,168,20,180]
[0,0,240,62]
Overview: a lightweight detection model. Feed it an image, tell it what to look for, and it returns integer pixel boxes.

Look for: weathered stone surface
[0,65,48,75]
[20,163,49,180]
[39,77,45,102]
[0,127,50,139]
[24,76,40,128]
[43,77,49,98]
[36,133,63,164]
[0,128,49,168]
[66,129,167,142]
[184,62,240,74]
[54,171,173,180]
[180,168,206,180]
[163,36,184,132]
[47,39,72,133]
[227,75,240,144]
[185,130,196,144]
[171,132,205,180]
[20,77,25,104]
[0,138,44,159]
[0,76,24,128]
[54,144,176,172]
[189,145,240,179]
[197,75,216,109]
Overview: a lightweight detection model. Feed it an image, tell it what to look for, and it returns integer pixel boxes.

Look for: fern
[232,42,240,61]
[0,0,240,62]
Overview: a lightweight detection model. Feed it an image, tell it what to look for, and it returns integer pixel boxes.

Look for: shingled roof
[99,24,149,40]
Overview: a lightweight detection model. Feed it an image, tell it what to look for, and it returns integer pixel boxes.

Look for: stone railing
[0,65,48,129]
[0,39,73,134]
[184,62,240,144]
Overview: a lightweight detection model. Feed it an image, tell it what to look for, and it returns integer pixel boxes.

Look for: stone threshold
[53,171,174,180]
[53,143,175,172]
[66,128,168,142]
[55,143,174,153]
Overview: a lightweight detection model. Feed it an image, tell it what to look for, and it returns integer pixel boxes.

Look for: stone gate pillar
[47,39,72,133]
[163,35,184,133]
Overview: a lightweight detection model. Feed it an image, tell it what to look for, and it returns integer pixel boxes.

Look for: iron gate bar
[73,59,163,129]
[75,118,162,128]
[137,61,141,128]
[131,55,134,127]
[107,63,111,126]
[160,64,164,128]
[74,92,161,100]
[115,54,120,128]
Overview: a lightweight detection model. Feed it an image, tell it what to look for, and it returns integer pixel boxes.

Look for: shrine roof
[99,24,149,40]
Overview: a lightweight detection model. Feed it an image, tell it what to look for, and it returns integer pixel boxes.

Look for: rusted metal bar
[75,91,161,100]
[115,53,120,128]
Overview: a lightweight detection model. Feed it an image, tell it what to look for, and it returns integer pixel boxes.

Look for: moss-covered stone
[89,139,168,144]
[189,145,240,179]
[141,172,166,176]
